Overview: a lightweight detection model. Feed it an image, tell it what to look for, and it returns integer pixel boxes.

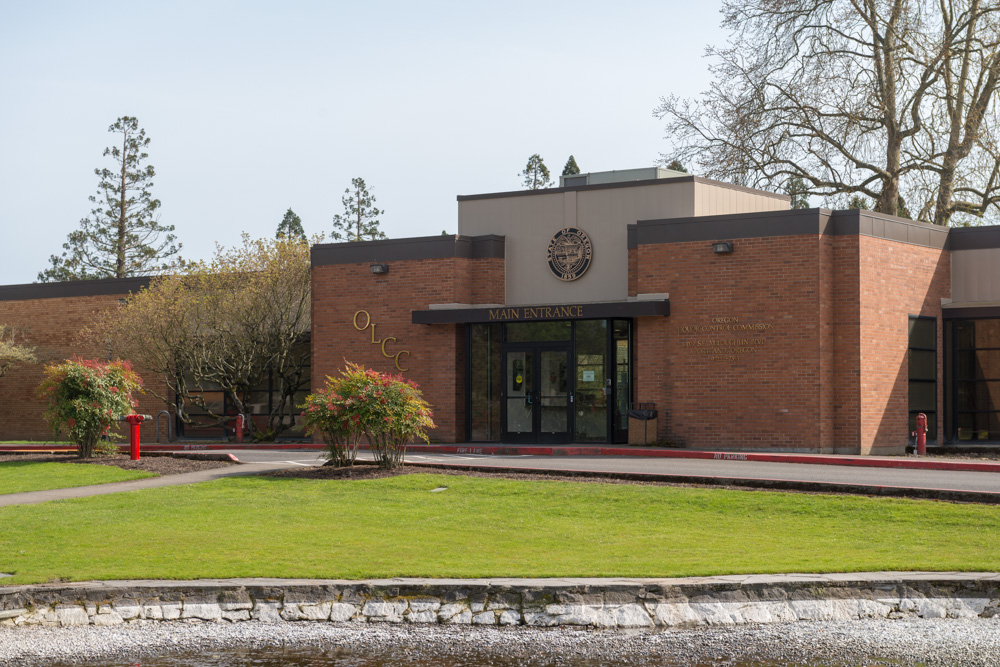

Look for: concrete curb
[3,442,998,473]
[2,574,999,630]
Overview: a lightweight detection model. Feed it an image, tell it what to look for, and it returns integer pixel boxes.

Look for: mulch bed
[265,461,723,488]
[0,452,236,476]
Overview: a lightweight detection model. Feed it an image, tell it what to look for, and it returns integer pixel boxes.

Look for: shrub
[37,358,142,458]
[300,371,363,467]
[301,362,435,469]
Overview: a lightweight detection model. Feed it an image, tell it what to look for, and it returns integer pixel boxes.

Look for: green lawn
[1,473,999,584]
[0,461,155,495]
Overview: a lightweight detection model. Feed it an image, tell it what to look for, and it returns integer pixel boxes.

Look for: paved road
[225,449,1000,495]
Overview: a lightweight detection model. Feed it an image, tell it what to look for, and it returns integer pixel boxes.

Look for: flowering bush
[301,362,435,469]
[37,358,142,458]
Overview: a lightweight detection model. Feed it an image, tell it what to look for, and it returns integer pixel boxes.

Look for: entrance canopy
[412,298,670,325]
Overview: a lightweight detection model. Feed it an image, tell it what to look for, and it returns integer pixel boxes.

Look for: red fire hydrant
[235,414,245,444]
[912,412,928,456]
[125,414,146,461]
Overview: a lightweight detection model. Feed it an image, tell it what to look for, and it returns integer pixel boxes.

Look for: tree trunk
[117,130,128,278]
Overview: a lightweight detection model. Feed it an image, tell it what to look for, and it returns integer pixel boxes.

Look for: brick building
[2,168,999,454]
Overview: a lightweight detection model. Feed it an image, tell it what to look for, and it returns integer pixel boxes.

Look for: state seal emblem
[546,227,593,281]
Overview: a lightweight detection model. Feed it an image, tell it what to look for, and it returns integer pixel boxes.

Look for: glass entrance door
[502,345,572,444]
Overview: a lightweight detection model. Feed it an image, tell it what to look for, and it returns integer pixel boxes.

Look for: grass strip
[1,473,999,584]
[0,461,155,496]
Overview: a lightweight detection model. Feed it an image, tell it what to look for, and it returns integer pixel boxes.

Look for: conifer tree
[39,116,181,282]
[521,154,552,190]
[665,159,688,173]
[276,208,305,240]
[331,177,385,242]
[786,177,810,209]
[562,155,581,176]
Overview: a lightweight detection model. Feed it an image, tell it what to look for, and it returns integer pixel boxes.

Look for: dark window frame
[950,317,1000,443]
[908,315,938,443]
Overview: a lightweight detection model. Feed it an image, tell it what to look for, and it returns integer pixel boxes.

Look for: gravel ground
[0,453,235,476]
[3,619,1000,666]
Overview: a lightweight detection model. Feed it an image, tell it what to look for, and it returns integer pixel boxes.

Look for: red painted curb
[2,442,999,474]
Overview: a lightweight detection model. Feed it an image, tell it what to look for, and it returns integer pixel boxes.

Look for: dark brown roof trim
[628,209,832,248]
[628,208,949,250]
[943,306,1000,319]
[413,299,669,325]
[831,210,949,249]
[311,234,505,267]
[0,276,152,302]
[947,225,1000,250]
[457,176,789,202]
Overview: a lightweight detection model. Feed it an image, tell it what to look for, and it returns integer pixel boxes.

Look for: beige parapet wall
[2,575,999,629]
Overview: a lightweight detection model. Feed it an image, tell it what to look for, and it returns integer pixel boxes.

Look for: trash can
[628,403,657,445]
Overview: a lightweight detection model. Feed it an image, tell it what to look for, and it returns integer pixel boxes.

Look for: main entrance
[501,344,572,444]
[465,318,633,444]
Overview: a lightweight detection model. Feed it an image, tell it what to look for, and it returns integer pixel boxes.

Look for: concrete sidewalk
[4,442,999,474]
[0,462,281,507]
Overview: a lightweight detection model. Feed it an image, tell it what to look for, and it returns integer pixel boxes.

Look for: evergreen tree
[848,194,912,218]
[896,195,912,220]
[276,208,305,240]
[39,116,181,282]
[520,154,552,190]
[562,155,581,176]
[665,159,688,173]
[848,195,871,210]
[331,177,385,242]
[786,177,810,209]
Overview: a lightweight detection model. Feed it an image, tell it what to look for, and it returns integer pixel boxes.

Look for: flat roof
[457,175,790,202]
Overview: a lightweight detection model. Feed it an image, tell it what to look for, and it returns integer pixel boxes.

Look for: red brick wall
[0,295,171,443]
[630,232,949,454]
[857,236,949,454]
[311,256,504,443]
[632,235,829,451]
[830,235,862,452]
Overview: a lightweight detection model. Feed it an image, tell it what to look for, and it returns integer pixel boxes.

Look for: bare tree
[915,1,1000,224]
[0,325,37,378]
[90,235,312,440]
[656,0,1000,225]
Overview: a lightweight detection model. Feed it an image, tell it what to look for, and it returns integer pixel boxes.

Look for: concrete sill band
[3,574,1000,630]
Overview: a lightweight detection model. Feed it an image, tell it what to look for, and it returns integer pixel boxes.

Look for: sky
[0,1,725,285]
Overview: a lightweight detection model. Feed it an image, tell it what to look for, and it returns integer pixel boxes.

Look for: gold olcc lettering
[394,350,410,372]
[353,310,371,331]
[352,311,411,373]
[380,336,396,357]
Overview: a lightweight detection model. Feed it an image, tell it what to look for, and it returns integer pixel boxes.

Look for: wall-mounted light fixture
[370,263,389,275]
[712,241,734,255]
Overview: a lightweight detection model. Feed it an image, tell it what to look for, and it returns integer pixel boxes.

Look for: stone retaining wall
[2,577,1000,630]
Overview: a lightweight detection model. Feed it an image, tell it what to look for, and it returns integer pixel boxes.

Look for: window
[469,323,501,442]
[953,319,1000,441]
[908,317,937,441]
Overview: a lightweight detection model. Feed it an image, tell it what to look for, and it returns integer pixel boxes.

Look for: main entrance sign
[546,227,593,281]
[412,299,669,324]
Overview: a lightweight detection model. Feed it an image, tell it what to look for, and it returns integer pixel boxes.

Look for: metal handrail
[155,410,173,443]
